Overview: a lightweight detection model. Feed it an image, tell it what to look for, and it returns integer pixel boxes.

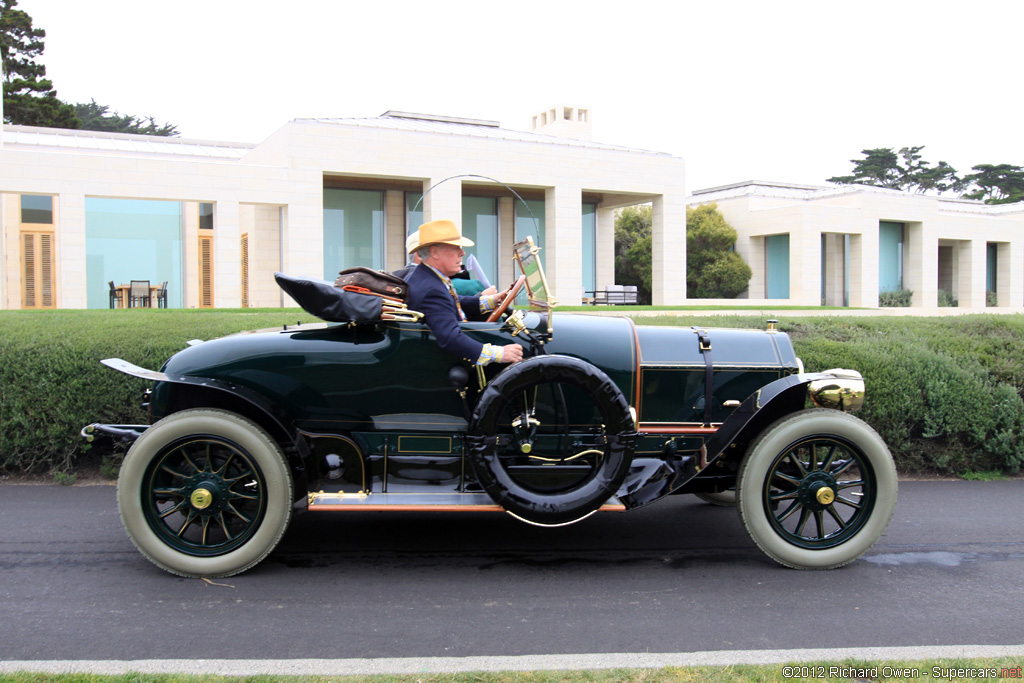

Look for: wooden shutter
[240,233,250,308]
[199,234,214,308]
[20,231,55,309]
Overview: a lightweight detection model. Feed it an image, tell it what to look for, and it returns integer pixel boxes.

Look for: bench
[586,285,639,305]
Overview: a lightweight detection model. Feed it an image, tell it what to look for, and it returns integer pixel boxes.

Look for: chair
[108,281,118,309]
[605,284,625,305]
[156,281,168,309]
[129,280,151,308]
[622,286,639,305]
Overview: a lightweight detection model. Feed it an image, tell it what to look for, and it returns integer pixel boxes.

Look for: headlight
[808,369,865,412]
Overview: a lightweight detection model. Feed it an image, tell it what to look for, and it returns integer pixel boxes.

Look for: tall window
[765,234,790,299]
[987,242,998,305]
[582,203,597,294]
[323,188,384,277]
[515,199,546,270]
[85,198,183,309]
[878,221,905,292]
[461,196,498,284]
[20,195,56,309]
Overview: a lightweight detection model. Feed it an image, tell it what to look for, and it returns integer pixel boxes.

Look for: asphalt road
[1,480,1022,662]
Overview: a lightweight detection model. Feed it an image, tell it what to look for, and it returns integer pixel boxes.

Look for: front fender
[618,371,863,508]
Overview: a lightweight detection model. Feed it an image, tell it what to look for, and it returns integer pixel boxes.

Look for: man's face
[429,244,464,277]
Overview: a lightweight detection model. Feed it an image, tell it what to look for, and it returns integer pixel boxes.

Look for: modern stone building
[1,105,688,310]
[689,181,1024,310]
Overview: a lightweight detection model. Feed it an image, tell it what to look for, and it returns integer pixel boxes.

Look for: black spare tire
[467,355,636,525]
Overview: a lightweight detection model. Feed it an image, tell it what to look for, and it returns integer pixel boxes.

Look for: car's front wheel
[117,408,293,577]
[736,408,897,569]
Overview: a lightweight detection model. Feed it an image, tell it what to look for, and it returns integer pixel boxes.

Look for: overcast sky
[18,0,1024,192]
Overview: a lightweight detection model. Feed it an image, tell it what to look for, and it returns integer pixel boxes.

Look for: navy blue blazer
[404,263,487,363]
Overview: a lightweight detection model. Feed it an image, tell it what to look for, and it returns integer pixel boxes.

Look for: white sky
[17,0,1024,192]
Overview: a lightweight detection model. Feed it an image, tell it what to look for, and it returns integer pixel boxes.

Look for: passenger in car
[405,219,524,366]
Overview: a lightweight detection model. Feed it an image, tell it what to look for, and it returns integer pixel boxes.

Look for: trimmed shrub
[879,288,913,307]
[638,314,1024,475]
[0,309,316,474]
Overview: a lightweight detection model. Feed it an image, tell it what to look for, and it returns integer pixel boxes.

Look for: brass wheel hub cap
[816,486,835,505]
[190,487,214,510]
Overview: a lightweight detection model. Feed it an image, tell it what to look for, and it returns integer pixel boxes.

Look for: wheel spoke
[772,471,801,487]
[216,512,233,541]
[776,499,801,523]
[214,451,236,476]
[795,508,811,536]
[788,452,809,477]
[226,502,252,524]
[830,458,856,477]
[834,494,863,510]
[176,509,199,537]
[836,479,866,490]
[820,444,838,471]
[826,504,848,530]
[158,500,190,519]
[152,487,187,498]
[813,510,825,539]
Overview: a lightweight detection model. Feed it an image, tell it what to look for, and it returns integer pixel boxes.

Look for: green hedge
[0,309,316,474]
[2,310,1022,476]
[642,314,1024,474]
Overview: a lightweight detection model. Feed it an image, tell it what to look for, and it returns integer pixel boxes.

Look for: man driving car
[405,219,523,366]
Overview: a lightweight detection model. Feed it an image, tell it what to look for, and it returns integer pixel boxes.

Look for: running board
[307,491,626,513]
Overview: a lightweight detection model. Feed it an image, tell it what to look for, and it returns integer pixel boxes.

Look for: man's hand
[492,287,509,303]
[501,343,524,364]
[481,286,498,296]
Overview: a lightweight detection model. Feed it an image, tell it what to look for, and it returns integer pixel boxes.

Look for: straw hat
[413,219,474,253]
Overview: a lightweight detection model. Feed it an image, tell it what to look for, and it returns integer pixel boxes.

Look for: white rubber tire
[736,409,897,569]
[117,408,293,577]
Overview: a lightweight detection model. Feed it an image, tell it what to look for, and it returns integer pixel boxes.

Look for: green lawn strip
[1,658,1021,682]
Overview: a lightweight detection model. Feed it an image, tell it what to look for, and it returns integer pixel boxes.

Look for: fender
[92,358,311,493]
[618,371,861,509]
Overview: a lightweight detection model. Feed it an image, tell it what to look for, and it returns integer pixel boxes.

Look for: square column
[544,184,583,305]
[788,226,822,306]
[1006,240,1024,307]
[848,225,878,308]
[498,196,515,286]
[905,222,937,307]
[56,193,85,309]
[959,239,986,309]
[423,177,462,226]
[595,206,615,290]
[213,200,241,308]
[651,193,686,305]
[385,190,406,272]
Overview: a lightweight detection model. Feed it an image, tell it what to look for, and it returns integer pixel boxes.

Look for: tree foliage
[0,0,79,128]
[828,146,1024,205]
[959,164,1024,205]
[613,205,652,304]
[827,146,962,194]
[686,203,751,298]
[1,1,177,135]
[74,99,179,136]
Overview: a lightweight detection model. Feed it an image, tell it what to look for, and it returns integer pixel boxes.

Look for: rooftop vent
[530,104,592,141]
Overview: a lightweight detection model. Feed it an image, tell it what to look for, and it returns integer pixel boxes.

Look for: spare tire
[467,355,636,525]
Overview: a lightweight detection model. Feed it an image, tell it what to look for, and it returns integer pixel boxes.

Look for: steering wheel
[486,275,527,323]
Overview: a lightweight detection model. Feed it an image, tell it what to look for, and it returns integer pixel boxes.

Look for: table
[113,284,163,308]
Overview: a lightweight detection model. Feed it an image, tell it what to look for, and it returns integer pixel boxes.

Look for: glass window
[85,198,183,309]
[515,199,545,270]
[21,195,53,224]
[199,203,214,231]
[987,242,998,293]
[582,203,597,293]
[878,221,905,292]
[765,234,790,299]
[461,196,498,285]
[323,188,385,277]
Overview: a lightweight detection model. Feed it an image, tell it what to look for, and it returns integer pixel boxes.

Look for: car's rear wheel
[736,408,897,569]
[117,408,292,577]
[468,355,636,526]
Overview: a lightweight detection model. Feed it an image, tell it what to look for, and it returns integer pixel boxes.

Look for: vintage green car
[86,238,897,577]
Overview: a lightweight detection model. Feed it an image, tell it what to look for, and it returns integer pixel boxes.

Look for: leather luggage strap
[695,329,713,427]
